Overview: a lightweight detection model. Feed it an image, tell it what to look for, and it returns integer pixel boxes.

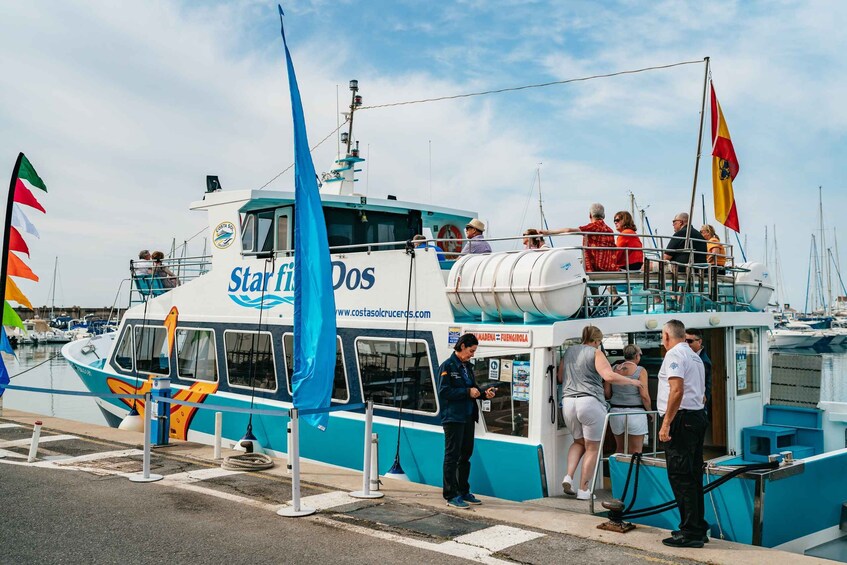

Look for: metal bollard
[369,432,380,492]
[351,400,384,499]
[129,393,163,483]
[27,421,42,463]
[213,412,222,460]
[286,421,292,475]
[278,408,316,517]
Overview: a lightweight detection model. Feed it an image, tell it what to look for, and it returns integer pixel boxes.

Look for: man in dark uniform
[437,333,496,509]
[685,328,712,417]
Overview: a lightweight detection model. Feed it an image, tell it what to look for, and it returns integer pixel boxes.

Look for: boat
[61,75,847,558]
[769,321,824,349]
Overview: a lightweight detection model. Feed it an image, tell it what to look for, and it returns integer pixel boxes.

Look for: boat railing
[128,255,212,306]
[587,408,662,515]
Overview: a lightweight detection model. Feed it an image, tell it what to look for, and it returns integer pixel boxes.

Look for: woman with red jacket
[613,211,643,271]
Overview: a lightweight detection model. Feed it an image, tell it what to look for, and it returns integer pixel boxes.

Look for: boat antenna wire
[258,119,349,191]
[388,241,417,477]
[244,254,275,439]
[357,60,704,111]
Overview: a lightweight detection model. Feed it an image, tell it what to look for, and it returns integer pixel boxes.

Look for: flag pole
[0,153,24,321]
[683,57,710,263]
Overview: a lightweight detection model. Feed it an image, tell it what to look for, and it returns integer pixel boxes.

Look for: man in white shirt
[657,319,708,548]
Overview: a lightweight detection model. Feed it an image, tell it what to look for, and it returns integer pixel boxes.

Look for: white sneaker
[576,489,595,500]
[561,475,576,495]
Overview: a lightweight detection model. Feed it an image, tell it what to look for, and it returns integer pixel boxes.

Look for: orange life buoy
[438,224,463,255]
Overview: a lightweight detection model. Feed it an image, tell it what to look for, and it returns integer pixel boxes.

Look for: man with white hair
[541,203,617,272]
[664,212,708,266]
[657,319,708,548]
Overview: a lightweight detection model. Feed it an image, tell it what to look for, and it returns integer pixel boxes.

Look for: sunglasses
[685,338,700,344]
[614,217,622,222]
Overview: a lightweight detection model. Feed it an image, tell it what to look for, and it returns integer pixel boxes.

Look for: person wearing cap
[412,234,446,262]
[461,218,492,255]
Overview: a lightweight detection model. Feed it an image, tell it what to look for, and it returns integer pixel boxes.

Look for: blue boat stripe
[298,402,365,415]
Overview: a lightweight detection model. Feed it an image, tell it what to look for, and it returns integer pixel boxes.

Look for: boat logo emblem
[213,221,235,249]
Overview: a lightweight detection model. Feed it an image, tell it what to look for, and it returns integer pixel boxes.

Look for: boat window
[257,210,274,252]
[355,338,436,414]
[133,326,170,376]
[323,208,422,251]
[176,328,218,382]
[241,214,255,252]
[736,328,761,395]
[282,334,349,402]
[114,327,134,371]
[276,207,291,252]
[471,354,531,438]
[224,331,276,391]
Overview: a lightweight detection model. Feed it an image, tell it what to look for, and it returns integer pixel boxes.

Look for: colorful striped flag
[1,153,47,397]
[710,81,740,232]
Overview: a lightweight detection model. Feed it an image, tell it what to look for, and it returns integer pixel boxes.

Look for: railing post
[286,421,292,475]
[369,432,380,492]
[129,393,163,483]
[589,412,612,515]
[351,400,384,499]
[27,420,42,463]
[213,412,222,460]
[278,408,316,517]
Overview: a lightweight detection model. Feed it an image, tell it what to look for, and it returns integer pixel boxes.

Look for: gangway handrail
[588,408,661,515]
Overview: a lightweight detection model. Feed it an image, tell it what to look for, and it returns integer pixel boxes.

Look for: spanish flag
[710,82,740,232]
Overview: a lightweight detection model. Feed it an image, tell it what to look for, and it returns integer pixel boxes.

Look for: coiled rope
[221,452,275,471]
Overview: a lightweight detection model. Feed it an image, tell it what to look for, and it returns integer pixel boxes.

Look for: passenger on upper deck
[134,249,152,276]
[412,234,446,262]
[664,212,707,266]
[522,228,549,250]
[151,251,180,288]
[461,219,492,255]
[700,224,727,268]
[613,211,643,271]
[541,203,617,272]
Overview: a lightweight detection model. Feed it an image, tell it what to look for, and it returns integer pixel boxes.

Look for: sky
[1,0,845,311]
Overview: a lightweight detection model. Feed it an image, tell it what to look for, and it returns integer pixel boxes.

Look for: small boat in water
[769,321,824,349]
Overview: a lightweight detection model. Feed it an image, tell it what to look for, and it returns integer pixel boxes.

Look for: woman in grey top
[558,326,644,500]
[604,344,652,454]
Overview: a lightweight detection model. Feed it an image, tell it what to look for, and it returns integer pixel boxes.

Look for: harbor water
[3,342,847,424]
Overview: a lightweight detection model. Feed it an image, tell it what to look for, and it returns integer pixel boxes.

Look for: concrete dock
[0,409,831,564]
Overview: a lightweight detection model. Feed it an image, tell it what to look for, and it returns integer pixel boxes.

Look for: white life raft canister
[445,249,587,320]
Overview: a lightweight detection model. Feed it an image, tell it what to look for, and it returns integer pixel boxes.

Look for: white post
[213,412,222,460]
[27,420,42,463]
[129,393,163,483]
[286,421,293,475]
[351,401,384,499]
[369,432,380,492]
[278,408,316,517]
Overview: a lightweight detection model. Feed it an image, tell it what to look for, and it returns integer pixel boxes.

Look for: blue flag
[0,327,14,356]
[279,6,337,430]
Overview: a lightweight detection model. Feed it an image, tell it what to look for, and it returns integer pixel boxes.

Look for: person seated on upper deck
[134,249,152,276]
[613,211,643,271]
[461,219,492,255]
[663,212,708,267]
[151,250,180,288]
[412,234,446,262]
[700,224,727,270]
[522,228,549,250]
[541,203,617,272]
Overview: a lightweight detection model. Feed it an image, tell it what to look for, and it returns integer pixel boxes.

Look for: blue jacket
[437,352,481,424]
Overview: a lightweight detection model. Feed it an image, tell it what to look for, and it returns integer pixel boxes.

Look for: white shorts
[562,396,607,442]
[608,407,648,436]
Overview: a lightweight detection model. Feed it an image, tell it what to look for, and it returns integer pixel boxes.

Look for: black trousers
[442,420,475,500]
[662,409,709,537]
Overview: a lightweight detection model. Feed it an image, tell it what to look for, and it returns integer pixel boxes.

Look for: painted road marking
[0,423,24,429]
[48,449,143,467]
[313,515,512,565]
[164,467,244,483]
[288,491,356,512]
[167,481,279,512]
[0,434,78,448]
[455,524,545,552]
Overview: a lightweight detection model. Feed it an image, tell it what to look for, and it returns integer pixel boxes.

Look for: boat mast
[50,256,57,319]
[819,186,832,315]
[683,57,710,265]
